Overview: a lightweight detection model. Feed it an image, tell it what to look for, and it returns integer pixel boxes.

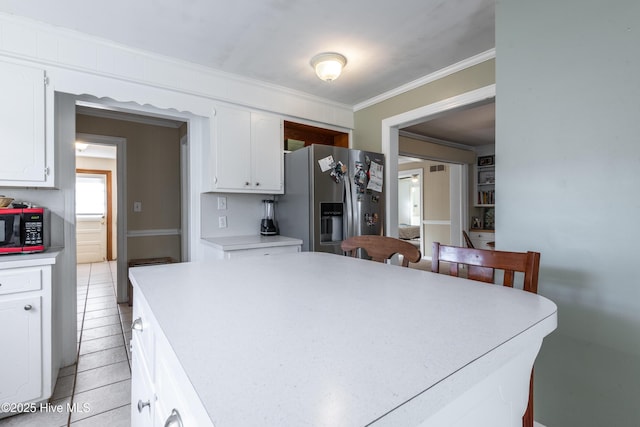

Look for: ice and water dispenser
[320,202,343,244]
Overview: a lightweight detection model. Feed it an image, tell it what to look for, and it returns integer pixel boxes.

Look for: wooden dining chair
[462,230,475,248]
[431,242,541,427]
[341,235,421,267]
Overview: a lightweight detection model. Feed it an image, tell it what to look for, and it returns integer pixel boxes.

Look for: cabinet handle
[132,318,143,332]
[137,399,151,413]
[244,181,250,186]
[24,305,32,311]
[255,182,260,186]
[164,409,183,427]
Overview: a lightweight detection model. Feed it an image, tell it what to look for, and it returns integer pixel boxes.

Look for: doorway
[76,169,113,263]
[398,167,423,256]
[75,133,126,302]
[382,85,496,245]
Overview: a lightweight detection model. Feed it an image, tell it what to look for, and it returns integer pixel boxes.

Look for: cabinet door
[251,113,283,193]
[131,338,154,427]
[213,106,252,191]
[0,60,47,184]
[0,296,42,404]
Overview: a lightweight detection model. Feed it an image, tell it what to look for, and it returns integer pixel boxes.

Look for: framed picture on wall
[471,216,483,229]
[478,155,494,166]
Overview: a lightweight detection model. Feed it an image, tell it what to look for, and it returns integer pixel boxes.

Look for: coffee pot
[260,199,278,236]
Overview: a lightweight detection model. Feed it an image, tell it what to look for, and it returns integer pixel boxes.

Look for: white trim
[422,220,451,226]
[399,130,478,151]
[180,133,189,262]
[127,229,182,237]
[382,85,496,241]
[534,422,546,427]
[75,132,128,303]
[354,49,496,111]
[76,105,183,128]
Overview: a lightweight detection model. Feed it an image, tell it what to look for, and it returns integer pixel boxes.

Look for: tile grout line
[66,261,131,426]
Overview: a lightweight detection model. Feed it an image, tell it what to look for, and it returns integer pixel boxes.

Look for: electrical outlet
[218,216,227,228]
[134,201,142,212]
[217,196,227,210]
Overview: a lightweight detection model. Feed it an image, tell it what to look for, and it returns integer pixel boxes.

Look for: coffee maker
[260,199,278,236]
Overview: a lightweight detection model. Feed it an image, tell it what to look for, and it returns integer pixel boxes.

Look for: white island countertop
[130,252,557,427]
[201,234,302,251]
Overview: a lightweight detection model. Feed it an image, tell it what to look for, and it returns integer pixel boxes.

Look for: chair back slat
[341,236,421,267]
[431,242,540,294]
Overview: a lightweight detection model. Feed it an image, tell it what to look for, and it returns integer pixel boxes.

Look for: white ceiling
[0,0,495,106]
[402,100,495,147]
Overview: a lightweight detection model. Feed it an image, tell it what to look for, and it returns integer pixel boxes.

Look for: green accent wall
[353,59,495,152]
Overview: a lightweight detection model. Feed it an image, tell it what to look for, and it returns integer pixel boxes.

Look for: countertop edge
[202,235,303,251]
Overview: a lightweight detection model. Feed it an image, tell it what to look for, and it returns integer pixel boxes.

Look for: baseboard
[534,422,546,427]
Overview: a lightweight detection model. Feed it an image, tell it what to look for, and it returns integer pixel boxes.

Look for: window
[76,175,106,215]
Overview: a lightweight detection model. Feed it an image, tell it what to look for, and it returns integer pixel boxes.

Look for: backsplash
[200,193,273,238]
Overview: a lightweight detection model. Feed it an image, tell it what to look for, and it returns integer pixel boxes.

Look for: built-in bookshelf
[475,156,495,207]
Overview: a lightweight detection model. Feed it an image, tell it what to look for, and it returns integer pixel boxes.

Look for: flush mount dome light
[310,52,347,82]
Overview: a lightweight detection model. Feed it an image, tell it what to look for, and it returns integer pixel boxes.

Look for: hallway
[1,262,132,426]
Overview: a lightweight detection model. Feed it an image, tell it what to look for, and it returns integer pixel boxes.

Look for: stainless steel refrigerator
[278,144,385,255]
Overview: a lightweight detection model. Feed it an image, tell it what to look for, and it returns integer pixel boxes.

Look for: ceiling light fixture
[310,52,347,82]
[75,142,89,152]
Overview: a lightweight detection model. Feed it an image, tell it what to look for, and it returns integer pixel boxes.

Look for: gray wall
[496,1,640,425]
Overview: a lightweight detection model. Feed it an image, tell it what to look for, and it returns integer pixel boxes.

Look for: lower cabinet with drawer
[468,230,495,250]
[202,235,302,260]
[0,262,54,411]
[131,286,213,427]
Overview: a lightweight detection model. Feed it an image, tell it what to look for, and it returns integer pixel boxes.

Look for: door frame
[76,133,127,302]
[76,168,113,261]
[381,84,496,241]
[398,168,424,256]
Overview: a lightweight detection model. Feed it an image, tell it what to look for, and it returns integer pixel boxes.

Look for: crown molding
[0,12,353,127]
[354,48,496,112]
[399,130,478,151]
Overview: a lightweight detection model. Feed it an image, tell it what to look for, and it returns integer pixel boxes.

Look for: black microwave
[0,207,49,254]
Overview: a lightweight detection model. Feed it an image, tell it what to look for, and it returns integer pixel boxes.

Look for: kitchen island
[129,252,556,427]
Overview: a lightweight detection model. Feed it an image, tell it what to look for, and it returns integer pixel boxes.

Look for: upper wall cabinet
[205,105,283,194]
[0,60,54,187]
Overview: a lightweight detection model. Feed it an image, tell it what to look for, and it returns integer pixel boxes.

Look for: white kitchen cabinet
[130,337,154,427]
[468,230,495,250]
[0,262,54,408]
[206,105,283,194]
[0,59,54,187]
[130,285,213,427]
[201,235,302,260]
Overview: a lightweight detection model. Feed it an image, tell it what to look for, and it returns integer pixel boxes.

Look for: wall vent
[429,165,446,172]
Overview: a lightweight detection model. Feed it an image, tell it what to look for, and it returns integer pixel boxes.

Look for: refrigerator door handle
[344,176,354,239]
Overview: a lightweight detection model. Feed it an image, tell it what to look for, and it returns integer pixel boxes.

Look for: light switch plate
[217,196,227,210]
[134,201,142,212]
[218,216,227,228]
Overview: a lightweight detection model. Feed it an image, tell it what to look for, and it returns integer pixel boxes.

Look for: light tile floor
[1,261,132,427]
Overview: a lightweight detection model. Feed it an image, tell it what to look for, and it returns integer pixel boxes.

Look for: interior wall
[76,156,118,259]
[399,160,451,257]
[353,59,495,153]
[399,137,480,236]
[75,114,182,263]
[496,1,640,425]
